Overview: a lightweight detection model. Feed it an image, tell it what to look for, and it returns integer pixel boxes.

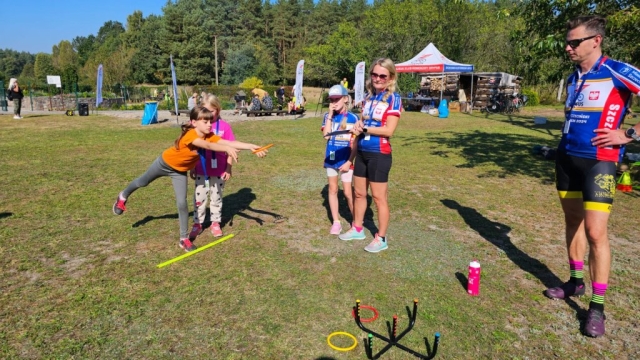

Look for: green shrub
[239,77,264,90]
[221,101,235,110]
[120,104,145,111]
[521,88,539,106]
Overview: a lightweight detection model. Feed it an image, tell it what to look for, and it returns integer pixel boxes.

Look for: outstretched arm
[217,139,269,158]
[192,138,239,163]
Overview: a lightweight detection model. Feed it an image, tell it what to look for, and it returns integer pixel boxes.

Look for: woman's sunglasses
[565,35,597,49]
[370,72,388,80]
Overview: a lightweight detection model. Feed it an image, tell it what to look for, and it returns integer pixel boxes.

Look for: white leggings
[193,175,226,224]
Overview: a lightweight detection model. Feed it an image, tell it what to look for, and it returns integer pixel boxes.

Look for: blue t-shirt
[358,90,402,154]
[560,57,640,162]
[322,111,359,168]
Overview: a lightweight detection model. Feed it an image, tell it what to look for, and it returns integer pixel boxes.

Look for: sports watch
[625,127,640,141]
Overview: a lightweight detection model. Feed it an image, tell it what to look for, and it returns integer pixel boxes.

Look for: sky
[2,0,166,54]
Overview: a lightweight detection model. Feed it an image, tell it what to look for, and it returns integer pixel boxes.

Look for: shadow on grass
[454,271,468,292]
[20,115,50,119]
[131,188,285,229]
[441,199,586,319]
[314,357,337,360]
[398,130,557,183]
[220,187,285,228]
[0,212,13,220]
[132,213,178,228]
[463,111,565,137]
[320,185,375,230]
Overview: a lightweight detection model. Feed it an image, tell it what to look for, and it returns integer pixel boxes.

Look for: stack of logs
[473,76,521,109]
[421,74,459,94]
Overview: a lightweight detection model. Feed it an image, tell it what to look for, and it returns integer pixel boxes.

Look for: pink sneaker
[210,222,223,237]
[330,222,342,235]
[189,223,202,240]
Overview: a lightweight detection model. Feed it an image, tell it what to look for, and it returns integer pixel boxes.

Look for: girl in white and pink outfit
[189,94,236,239]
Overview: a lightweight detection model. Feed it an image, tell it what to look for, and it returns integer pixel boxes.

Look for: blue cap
[328,84,348,98]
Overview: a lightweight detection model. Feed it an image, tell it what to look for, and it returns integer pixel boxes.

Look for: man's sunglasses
[566,35,597,49]
[370,72,388,80]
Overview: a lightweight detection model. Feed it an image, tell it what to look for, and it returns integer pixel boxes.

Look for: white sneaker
[13,116,20,119]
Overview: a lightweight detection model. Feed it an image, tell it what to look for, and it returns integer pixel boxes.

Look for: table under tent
[460,72,523,110]
[395,43,475,111]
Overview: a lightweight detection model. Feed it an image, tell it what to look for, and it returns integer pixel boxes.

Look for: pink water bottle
[467,260,481,296]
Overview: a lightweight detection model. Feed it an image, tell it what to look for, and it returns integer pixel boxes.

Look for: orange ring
[351,305,379,323]
[252,143,274,153]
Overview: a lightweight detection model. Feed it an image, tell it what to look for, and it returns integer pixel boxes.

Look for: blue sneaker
[364,234,388,253]
[338,227,366,241]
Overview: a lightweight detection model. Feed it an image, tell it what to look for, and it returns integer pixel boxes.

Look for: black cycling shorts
[354,151,392,182]
[555,151,617,213]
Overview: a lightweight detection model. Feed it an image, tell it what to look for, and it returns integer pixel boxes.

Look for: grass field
[1,109,639,359]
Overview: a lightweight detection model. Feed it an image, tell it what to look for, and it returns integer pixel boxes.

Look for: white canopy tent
[396,43,475,110]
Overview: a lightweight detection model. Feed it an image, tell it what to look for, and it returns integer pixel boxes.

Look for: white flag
[294,60,305,107]
[354,61,366,105]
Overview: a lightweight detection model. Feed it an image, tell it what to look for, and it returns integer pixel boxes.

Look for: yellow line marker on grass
[157,234,235,268]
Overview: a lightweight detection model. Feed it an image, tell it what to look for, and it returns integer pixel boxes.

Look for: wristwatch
[362,127,368,133]
[625,127,640,141]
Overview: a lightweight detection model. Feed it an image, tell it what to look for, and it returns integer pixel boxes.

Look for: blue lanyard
[197,120,221,181]
[367,93,380,121]
[566,56,605,113]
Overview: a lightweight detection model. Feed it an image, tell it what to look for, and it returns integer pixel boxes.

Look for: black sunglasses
[566,35,597,49]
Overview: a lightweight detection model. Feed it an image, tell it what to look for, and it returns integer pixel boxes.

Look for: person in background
[188,93,198,110]
[7,78,24,119]
[249,94,262,111]
[288,94,306,114]
[275,85,286,109]
[340,77,349,90]
[261,93,274,111]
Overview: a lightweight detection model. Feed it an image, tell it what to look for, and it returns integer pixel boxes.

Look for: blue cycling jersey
[321,112,359,168]
[560,57,640,162]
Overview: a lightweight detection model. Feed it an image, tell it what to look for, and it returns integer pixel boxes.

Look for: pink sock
[354,226,363,232]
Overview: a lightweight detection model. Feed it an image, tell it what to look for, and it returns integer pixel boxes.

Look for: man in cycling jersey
[544,15,640,338]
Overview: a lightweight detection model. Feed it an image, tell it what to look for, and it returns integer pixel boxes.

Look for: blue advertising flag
[96,64,103,107]
[170,55,179,117]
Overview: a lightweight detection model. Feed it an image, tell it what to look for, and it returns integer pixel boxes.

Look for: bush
[521,88,540,106]
[120,104,145,111]
[239,77,264,90]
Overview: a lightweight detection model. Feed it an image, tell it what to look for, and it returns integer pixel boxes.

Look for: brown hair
[174,106,214,149]
[365,58,397,98]
[566,16,606,38]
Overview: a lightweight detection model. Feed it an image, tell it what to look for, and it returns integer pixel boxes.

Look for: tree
[305,22,371,84]
[129,15,165,84]
[72,35,96,67]
[0,49,34,78]
[161,0,216,84]
[95,21,126,50]
[221,44,256,85]
[252,43,279,85]
[34,53,55,85]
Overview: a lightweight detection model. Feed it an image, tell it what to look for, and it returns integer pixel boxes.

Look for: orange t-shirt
[162,129,221,172]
